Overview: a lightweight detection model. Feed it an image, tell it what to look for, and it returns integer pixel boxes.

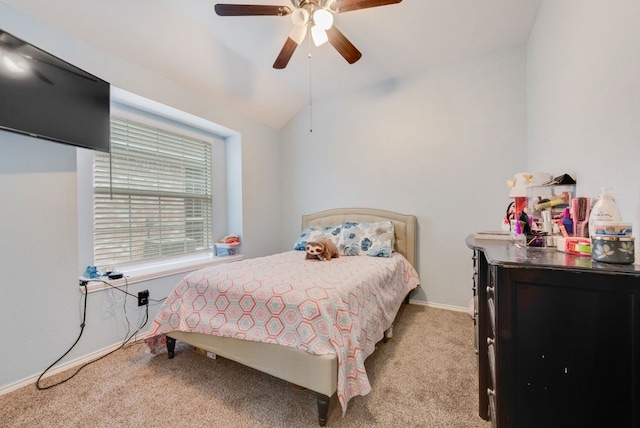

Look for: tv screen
[0,29,110,152]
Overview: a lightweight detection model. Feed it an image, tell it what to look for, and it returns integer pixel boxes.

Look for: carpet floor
[1,304,491,427]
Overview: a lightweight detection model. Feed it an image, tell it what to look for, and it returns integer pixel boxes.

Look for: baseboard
[0,331,154,397]
[408,298,469,313]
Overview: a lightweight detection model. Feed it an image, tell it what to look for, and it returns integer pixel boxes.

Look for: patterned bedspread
[147,250,420,411]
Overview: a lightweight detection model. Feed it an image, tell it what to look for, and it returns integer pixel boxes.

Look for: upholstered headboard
[301,207,417,267]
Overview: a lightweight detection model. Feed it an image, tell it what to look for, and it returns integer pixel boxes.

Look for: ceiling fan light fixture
[214,0,403,69]
[311,24,328,46]
[290,8,309,26]
[289,24,307,45]
[313,8,333,30]
[323,0,338,13]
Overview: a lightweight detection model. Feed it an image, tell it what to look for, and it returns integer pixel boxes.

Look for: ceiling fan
[214,0,403,69]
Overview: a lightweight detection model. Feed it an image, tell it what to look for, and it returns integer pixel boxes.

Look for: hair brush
[571,197,590,237]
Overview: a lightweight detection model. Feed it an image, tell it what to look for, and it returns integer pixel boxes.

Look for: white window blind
[93,116,213,266]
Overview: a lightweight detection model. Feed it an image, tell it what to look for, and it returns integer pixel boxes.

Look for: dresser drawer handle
[486,286,494,294]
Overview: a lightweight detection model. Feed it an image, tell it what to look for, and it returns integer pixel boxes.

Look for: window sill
[79,253,244,294]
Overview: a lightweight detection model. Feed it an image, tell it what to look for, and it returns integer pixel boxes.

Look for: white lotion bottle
[588,187,622,237]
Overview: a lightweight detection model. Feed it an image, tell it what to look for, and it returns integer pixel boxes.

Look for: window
[93,116,213,267]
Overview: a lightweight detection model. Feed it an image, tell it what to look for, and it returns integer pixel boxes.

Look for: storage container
[591,221,633,236]
[214,242,239,256]
[591,236,635,264]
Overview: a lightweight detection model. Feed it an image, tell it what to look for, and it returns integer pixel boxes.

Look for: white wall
[527,0,640,258]
[0,4,281,392]
[280,46,528,308]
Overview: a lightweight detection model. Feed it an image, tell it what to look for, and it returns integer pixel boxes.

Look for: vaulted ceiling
[2,0,542,128]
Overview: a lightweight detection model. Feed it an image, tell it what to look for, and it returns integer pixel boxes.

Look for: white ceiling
[2,0,542,128]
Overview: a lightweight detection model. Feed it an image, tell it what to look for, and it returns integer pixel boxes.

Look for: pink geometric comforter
[147,250,420,411]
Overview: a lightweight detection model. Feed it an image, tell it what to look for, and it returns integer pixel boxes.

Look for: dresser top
[466,235,640,276]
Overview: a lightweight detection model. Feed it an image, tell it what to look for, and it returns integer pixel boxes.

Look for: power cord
[36,282,89,390]
[97,277,136,298]
[97,277,166,304]
[35,280,151,390]
[97,277,163,344]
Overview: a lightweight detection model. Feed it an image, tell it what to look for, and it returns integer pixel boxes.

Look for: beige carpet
[1,304,491,427]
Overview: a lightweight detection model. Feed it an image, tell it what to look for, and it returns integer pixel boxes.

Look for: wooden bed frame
[164,208,418,426]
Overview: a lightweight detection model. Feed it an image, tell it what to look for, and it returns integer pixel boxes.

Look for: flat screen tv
[0,29,110,152]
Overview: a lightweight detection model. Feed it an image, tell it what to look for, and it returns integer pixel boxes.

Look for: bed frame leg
[383,324,394,343]
[316,393,330,426]
[166,336,176,359]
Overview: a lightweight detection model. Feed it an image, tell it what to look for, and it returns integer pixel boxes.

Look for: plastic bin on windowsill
[214,242,240,256]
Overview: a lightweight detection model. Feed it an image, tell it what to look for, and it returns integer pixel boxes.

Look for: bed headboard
[301,208,417,267]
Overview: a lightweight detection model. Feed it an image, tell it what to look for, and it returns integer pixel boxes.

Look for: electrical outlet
[138,290,149,306]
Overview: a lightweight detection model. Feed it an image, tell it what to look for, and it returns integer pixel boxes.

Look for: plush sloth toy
[305,239,339,261]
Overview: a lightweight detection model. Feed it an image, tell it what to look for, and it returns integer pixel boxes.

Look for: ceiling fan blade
[334,0,402,13]
[326,26,362,64]
[273,37,299,69]
[214,4,292,16]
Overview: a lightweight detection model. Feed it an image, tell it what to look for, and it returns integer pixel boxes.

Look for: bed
[146,208,420,426]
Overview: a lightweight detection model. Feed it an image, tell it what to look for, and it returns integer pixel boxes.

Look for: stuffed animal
[305,239,339,261]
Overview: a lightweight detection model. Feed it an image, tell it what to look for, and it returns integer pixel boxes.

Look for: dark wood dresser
[466,236,640,428]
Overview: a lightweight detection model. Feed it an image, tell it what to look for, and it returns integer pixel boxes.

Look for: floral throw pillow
[293,225,343,251]
[338,221,395,257]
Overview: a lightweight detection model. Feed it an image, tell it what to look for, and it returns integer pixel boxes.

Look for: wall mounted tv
[0,29,110,152]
